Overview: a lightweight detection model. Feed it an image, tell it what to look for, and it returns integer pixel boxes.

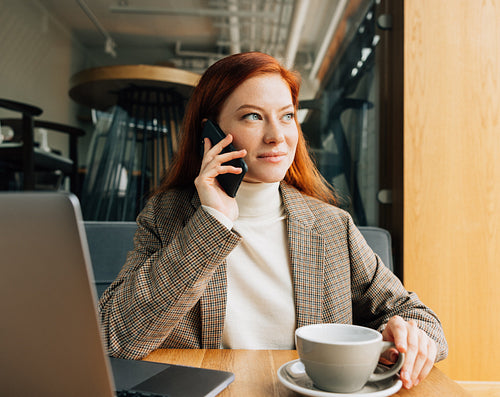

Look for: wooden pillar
[404,0,500,380]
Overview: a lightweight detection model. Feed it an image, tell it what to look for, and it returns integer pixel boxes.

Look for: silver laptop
[0,192,234,397]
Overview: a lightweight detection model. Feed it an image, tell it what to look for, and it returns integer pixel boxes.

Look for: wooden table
[144,349,471,396]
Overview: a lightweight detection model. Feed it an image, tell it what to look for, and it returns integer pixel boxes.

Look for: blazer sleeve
[98,191,241,359]
[347,216,448,362]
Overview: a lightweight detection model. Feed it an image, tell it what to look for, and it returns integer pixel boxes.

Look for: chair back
[84,222,394,298]
[84,221,136,297]
[358,226,394,272]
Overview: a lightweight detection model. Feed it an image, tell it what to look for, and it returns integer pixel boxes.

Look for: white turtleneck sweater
[202,182,296,349]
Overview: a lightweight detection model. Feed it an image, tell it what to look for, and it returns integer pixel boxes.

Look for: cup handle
[368,341,405,383]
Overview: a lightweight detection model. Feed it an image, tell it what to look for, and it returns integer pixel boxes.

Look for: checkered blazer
[99,182,448,361]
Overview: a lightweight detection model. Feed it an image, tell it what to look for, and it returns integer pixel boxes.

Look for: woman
[99,52,447,390]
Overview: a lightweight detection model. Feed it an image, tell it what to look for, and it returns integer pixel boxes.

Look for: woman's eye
[243,113,260,121]
[283,113,294,121]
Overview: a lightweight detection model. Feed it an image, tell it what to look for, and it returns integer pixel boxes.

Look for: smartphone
[200,120,248,197]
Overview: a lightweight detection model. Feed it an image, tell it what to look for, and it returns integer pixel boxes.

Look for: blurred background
[0,0,398,236]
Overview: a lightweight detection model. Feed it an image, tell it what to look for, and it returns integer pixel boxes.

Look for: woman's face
[217,73,299,183]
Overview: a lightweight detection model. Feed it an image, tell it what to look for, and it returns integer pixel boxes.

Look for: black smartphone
[200,120,248,197]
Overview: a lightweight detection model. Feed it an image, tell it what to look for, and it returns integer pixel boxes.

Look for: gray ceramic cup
[295,323,405,393]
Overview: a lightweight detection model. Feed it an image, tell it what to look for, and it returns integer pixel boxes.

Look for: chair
[0,98,85,194]
[84,221,137,298]
[358,226,394,272]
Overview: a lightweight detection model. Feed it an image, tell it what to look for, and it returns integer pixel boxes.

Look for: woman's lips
[257,152,287,163]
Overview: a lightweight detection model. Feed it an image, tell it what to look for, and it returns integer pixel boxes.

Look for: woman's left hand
[381,315,437,389]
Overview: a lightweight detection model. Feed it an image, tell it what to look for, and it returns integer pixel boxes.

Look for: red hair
[158,52,337,205]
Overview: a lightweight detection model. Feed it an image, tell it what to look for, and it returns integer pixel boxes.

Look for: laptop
[0,192,234,397]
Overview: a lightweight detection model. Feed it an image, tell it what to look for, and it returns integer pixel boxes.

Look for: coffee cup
[295,323,405,393]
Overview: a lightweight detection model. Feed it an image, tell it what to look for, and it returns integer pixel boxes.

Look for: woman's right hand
[194,134,246,221]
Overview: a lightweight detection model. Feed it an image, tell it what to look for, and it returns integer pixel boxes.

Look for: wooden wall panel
[404,0,500,380]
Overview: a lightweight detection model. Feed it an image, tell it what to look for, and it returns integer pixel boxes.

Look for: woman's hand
[194,134,246,221]
[381,315,437,389]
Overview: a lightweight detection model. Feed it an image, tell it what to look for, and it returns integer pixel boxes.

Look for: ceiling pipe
[284,0,310,68]
[249,0,257,51]
[109,5,274,19]
[227,0,241,54]
[175,41,223,59]
[276,0,293,55]
[77,0,117,57]
[308,0,349,81]
[261,0,287,54]
[268,0,282,55]
[260,1,274,53]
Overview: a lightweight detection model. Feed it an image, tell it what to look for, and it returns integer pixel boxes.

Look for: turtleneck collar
[234,181,282,219]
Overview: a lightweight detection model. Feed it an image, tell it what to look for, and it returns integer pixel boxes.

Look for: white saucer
[277,359,403,397]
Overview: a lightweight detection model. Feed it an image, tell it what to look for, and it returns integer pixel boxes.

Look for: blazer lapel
[280,183,324,328]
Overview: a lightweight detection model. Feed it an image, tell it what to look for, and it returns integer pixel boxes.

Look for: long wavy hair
[158,51,337,205]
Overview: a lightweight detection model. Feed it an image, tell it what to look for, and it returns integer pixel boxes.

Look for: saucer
[277,359,403,397]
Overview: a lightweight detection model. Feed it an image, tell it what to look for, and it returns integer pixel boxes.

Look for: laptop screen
[0,192,234,397]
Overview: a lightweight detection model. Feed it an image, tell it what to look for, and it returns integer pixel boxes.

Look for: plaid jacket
[99,182,448,361]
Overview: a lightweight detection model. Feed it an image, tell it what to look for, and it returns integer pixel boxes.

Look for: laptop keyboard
[116,390,168,397]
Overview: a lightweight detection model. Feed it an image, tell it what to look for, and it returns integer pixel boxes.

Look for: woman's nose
[263,120,285,143]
